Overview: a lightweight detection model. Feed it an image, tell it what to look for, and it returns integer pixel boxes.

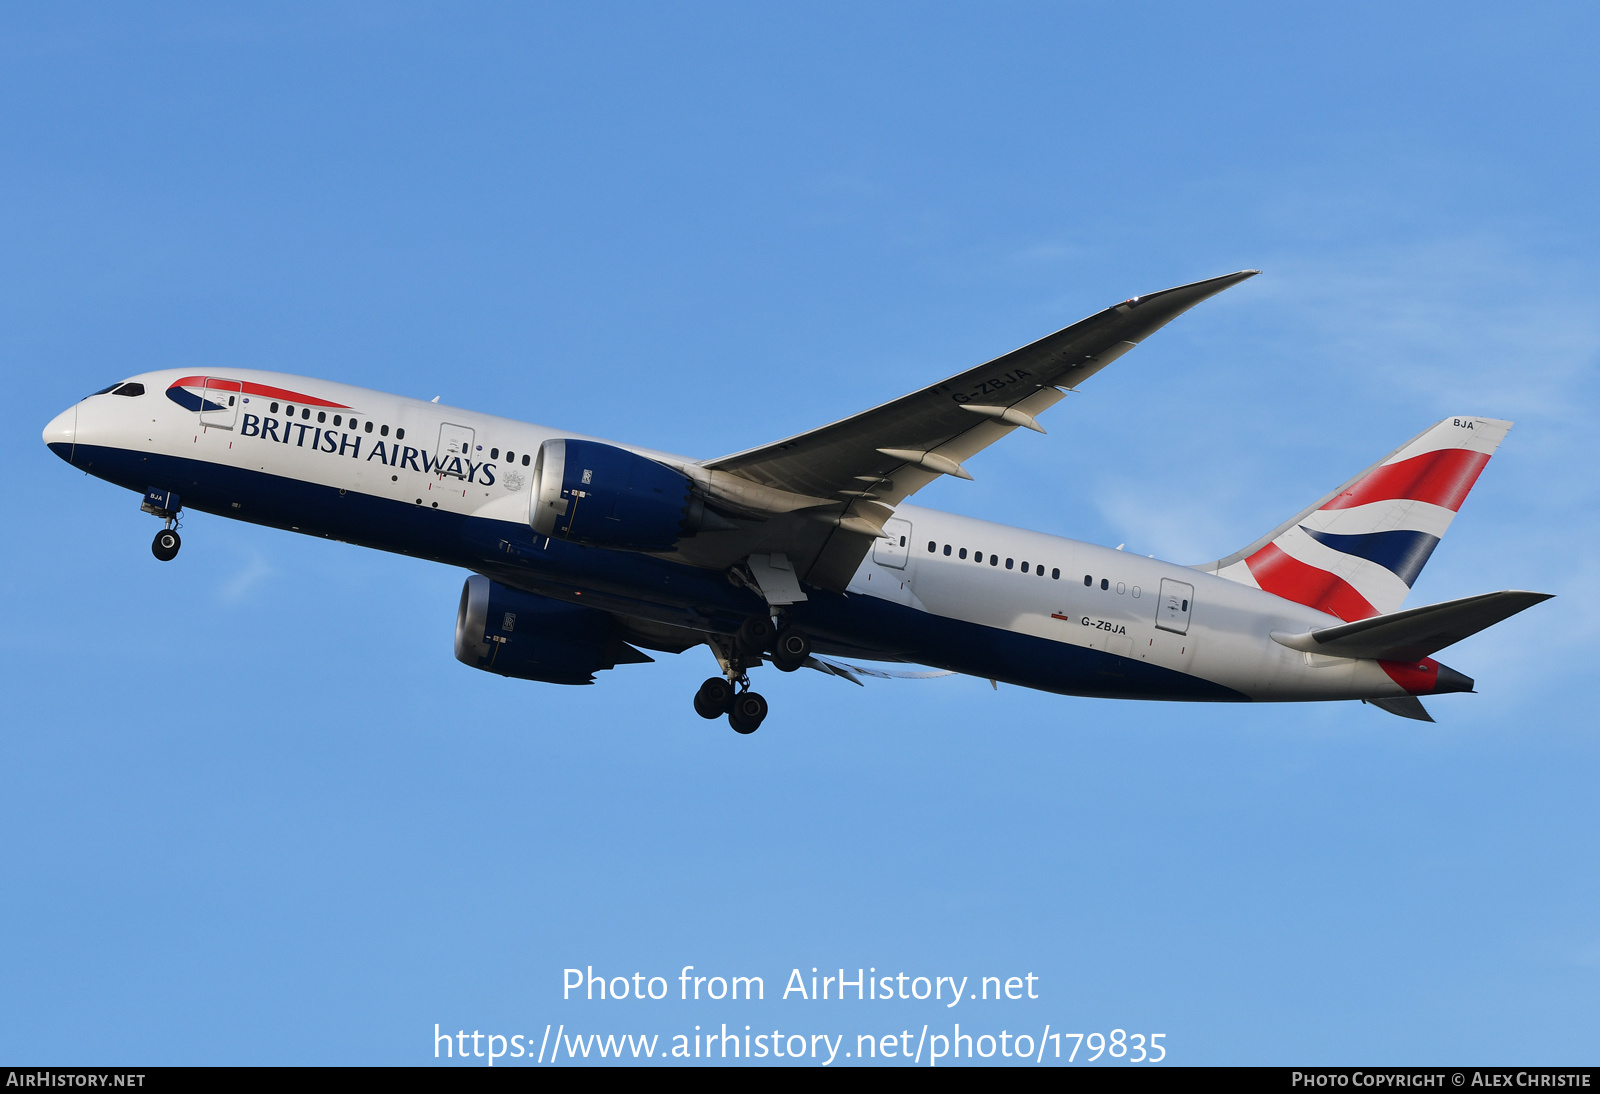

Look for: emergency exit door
[872,518,913,569]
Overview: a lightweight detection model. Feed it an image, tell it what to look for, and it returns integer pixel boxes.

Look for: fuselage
[43,368,1447,706]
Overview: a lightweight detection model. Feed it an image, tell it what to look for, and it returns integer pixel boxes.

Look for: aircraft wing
[697,270,1258,590]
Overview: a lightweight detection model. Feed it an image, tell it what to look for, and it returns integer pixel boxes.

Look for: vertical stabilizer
[1196,417,1511,621]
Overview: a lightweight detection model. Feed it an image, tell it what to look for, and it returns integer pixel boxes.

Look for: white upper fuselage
[44,367,1422,704]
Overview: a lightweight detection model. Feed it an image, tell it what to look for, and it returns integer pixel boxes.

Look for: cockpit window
[88,381,146,398]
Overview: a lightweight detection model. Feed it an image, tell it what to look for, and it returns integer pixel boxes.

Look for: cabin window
[301,408,310,419]
[1005,558,1014,569]
[958,548,967,559]
[943,544,951,556]
[1021,562,1029,573]
[521,454,530,466]
[1084,575,1092,586]
[396,428,405,440]
[333,415,342,426]
[1037,566,1046,577]
[1117,582,1125,594]
[270,402,280,414]
[928,541,936,552]
[491,448,499,459]
[317,411,326,423]
[286,405,296,416]
[990,555,998,567]
[1132,585,1140,597]
[1052,568,1060,579]
[1101,578,1109,590]
[365,421,374,433]
[380,424,389,436]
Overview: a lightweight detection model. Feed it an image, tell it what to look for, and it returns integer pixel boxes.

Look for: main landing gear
[692,613,813,734]
[694,678,769,734]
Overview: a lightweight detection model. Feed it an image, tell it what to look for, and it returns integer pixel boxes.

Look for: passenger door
[200,378,242,430]
[1156,578,1194,635]
[435,423,475,478]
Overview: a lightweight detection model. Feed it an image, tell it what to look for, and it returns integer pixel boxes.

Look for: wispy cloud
[218,551,274,604]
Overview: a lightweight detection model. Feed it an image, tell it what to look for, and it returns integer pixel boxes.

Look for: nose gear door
[200,378,242,430]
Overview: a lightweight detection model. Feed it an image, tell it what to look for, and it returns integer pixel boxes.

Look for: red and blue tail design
[1201,417,1511,621]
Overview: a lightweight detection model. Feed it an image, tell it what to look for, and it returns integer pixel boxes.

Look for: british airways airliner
[41,271,1548,732]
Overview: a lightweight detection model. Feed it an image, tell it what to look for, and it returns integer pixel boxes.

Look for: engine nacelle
[454,575,651,685]
[531,438,707,550]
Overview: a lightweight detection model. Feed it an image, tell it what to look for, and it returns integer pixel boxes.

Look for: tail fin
[1196,417,1512,621]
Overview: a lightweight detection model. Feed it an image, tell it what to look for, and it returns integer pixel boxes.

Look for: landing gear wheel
[728,691,768,735]
[771,627,810,672]
[152,528,181,562]
[693,677,735,720]
[736,614,775,657]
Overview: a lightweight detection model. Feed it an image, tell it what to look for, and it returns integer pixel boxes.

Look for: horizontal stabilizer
[1275,590,1552,662]
[1365,696,1435,722]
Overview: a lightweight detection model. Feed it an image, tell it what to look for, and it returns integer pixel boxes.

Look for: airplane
[41,270,1550,733]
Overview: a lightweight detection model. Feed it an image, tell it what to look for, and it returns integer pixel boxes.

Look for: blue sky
[2,2,1597,1065]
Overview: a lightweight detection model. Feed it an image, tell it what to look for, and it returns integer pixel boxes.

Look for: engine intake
[454,575,651,685]
[531,438,709,550]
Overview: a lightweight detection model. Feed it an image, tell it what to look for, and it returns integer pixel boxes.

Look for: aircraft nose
[42,404,76,462]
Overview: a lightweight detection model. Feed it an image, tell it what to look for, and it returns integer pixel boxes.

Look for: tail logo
[1214,417,1511,621]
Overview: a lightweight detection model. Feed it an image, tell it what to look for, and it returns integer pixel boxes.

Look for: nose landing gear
[142,489,184,562]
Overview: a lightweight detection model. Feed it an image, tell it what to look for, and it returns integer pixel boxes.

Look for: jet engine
[454,575,651,685]
[531,438,715,550]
